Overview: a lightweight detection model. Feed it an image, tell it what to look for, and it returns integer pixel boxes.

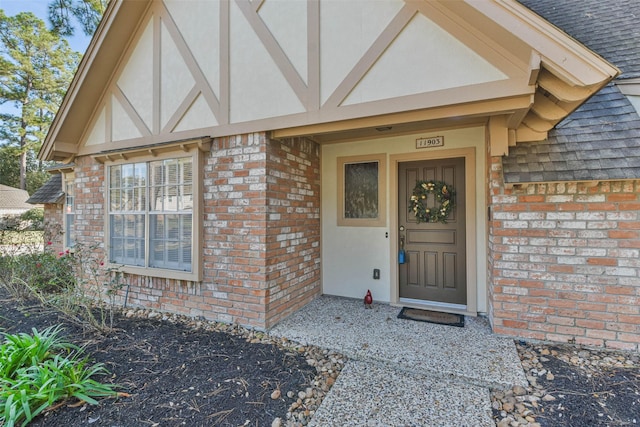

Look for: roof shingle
[504,1,640,184]
[0,185,34,211]
[26,174,64,204]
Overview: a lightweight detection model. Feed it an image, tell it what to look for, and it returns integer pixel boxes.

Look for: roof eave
[467,0,620,145]
[40,0,150,162]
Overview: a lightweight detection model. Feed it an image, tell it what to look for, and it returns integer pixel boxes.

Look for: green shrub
[0,250,76,297]
[0,326,117,427]
[1,240,126,333]
[19,209,44,231]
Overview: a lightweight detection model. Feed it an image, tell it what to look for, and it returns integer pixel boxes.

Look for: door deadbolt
[399,225,405,231]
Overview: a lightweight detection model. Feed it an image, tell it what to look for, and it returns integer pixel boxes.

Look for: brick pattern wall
[202,133,321,329]
[68,132,321,330]
[43,203,64,253]
[489,156,640,351]
[74,157,106,250]
[203,133,270,327]
[264,136,321,327]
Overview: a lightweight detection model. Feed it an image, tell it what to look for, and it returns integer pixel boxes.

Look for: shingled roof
[26,174,64,204]
[504,0,640,184]
[0,185,34,212]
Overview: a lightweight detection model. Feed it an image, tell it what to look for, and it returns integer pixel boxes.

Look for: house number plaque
[416,136,444,149]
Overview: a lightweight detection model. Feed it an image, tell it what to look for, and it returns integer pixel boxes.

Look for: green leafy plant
[44,242,126,333]
[19,209,44,231]
[0,249,76,300]
[0,222,126,333]
[0,325,73,378]
[0,326,117,427]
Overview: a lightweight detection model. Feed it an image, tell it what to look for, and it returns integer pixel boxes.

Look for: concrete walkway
[269,296,527,426]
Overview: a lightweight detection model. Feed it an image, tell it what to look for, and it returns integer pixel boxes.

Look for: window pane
[111,238,123,262]
[110,190,121,211]
[180,185,193,210]
[182,244,192,266]
[111,214,145,266]
[344,161,379,219]
[167,215,179,239]
[182,215,192,240]
[108,158,193,272]
[167,241,179,264]
[150,186,163,211]
[152,240,164,263]
[133,188,144,211]
[150,215,164,239]
[149,213,191,271]
[110,215,123,236]
[122,164,134,187]
[110,166,121,189]
[134,163,147,187]
[65,213,75,247]
[167,160,178,185]
[181,159,193,184]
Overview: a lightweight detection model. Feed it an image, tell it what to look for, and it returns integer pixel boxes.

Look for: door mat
[397,307,465,327]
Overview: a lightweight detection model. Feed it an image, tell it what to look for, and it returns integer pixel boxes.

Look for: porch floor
[269,295,527,426]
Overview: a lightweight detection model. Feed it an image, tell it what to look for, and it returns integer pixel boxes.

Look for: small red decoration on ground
[364,290,373,309]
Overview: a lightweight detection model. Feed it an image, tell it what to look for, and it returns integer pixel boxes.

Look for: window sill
[110,264,202,282]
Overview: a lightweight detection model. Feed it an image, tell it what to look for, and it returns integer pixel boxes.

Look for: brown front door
[398,158,466,304]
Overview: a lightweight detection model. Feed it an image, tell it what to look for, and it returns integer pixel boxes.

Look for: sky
[0,0,92,52]
[0,0,92,117]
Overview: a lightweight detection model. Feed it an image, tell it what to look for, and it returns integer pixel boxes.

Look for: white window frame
[63,173,76,248]
[104,148,203,282]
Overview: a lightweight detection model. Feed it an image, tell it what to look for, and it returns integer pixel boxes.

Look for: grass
[0,326,117,427]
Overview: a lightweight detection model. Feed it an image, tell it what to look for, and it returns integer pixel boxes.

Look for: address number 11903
[416,136,444,149]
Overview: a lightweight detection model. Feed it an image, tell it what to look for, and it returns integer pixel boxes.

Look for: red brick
[609,230,638,239]
[587,258,617,266]
[608,194,637,202]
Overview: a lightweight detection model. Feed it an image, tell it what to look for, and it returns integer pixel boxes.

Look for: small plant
[0,248,75,300]
[46,242,126,333]
[0,326,117,427]
[0,231,126,333]
[19,209,44,231]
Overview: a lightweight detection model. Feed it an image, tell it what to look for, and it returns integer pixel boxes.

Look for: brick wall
[202,133,270,327]
[67,133,321,330]
[264,136,321,327]
[74,156,106,251]
[489,156,640,351]
[43,203,64,253]
[202,133,321,329]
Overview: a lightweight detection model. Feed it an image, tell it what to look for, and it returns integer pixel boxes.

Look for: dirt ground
[0,292,320,427]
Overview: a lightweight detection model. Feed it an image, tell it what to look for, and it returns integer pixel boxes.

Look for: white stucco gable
[42,0,618,162]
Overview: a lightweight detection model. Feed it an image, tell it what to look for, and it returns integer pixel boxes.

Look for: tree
[0,11,80,191]
[48,0,107,37]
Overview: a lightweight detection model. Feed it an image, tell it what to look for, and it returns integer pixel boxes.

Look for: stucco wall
[321,126,488,313]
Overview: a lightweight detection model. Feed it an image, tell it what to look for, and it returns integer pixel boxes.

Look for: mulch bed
[0,290,318,427]
[494,341,640,427]
[531,345,640,427]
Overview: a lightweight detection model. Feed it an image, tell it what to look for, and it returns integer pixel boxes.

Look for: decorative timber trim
[92,137,212,164]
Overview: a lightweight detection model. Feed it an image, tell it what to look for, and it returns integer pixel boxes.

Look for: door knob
[399,225,405,231]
